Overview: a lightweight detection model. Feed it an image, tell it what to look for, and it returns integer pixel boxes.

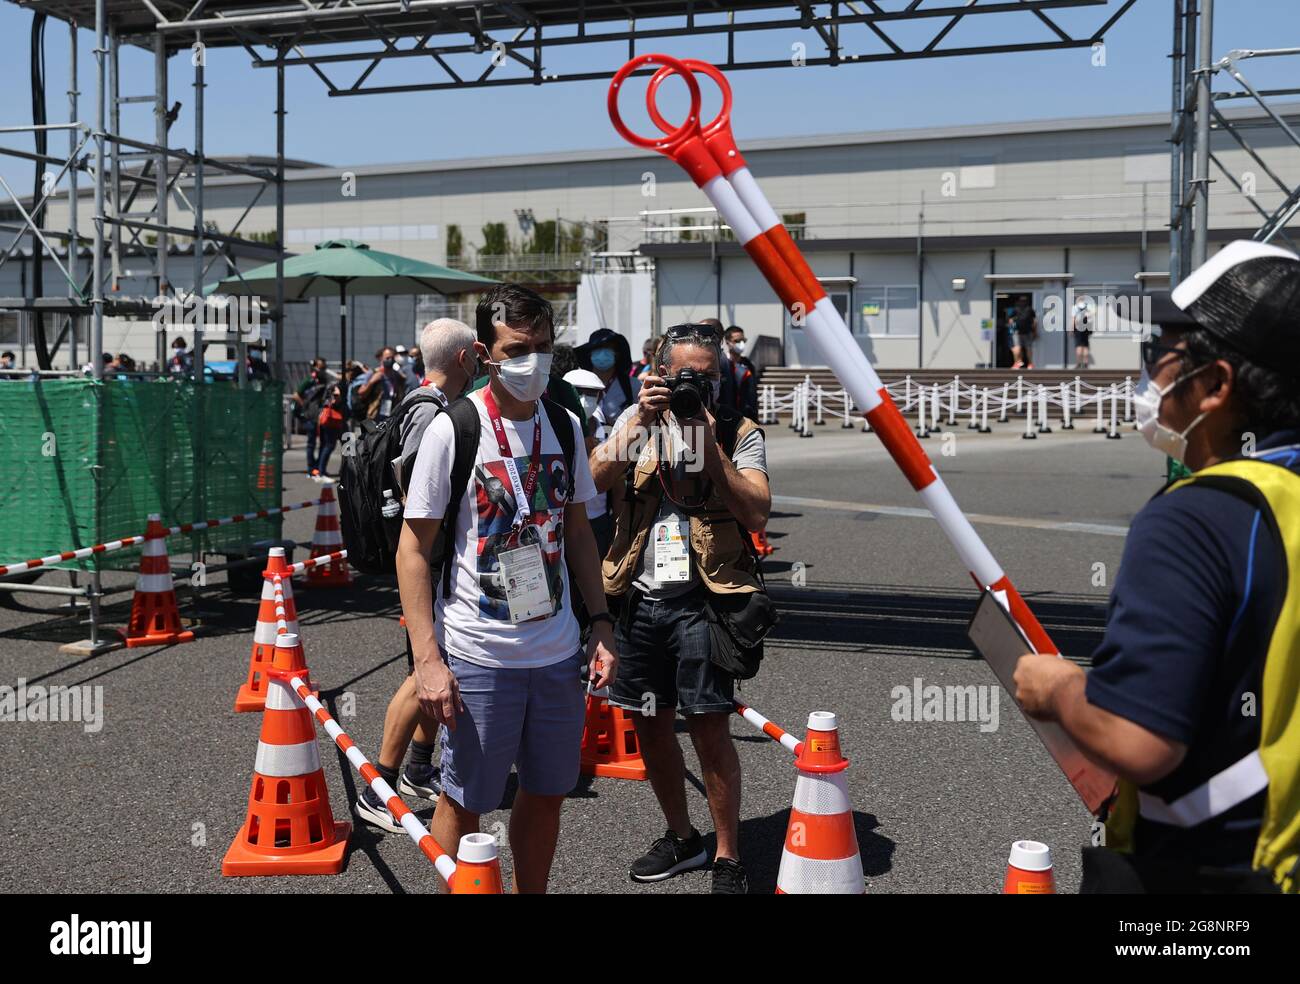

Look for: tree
[446,223,463,261]
[481,221,510,255]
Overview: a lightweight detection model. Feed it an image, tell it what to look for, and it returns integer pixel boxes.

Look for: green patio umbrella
[215,239,497,368]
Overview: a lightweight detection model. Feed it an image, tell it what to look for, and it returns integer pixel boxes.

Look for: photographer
[591,322,772,895]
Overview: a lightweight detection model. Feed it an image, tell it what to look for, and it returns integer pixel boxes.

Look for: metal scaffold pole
[154,32,169,369]
[1191,0,1215,269]
[90,0,105,379]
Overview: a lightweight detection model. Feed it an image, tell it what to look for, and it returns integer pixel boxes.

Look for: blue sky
[0,0,1297,191]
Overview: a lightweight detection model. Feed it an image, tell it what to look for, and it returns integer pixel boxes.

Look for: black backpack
[337,391,452,575]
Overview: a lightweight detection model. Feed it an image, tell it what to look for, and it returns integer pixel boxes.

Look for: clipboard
[967,589,1116,814]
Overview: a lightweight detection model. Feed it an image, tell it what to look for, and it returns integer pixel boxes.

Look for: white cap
[1007,840,1052,872]
[807,710,838,732]
[457,831,498,864]
[276,632,300,649]
[394,344,407,353]
[564,368,605,394]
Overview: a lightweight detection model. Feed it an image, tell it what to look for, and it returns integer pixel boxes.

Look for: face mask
[579,393,600,419]
[590,348,617,372]
[383,357,396,370]
[489,352,552,402]
[728,339,745,356]
[1133,363,1210,462]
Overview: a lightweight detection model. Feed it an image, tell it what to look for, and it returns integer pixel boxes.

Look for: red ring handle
[607,53,701,151]
[646,59,732,138]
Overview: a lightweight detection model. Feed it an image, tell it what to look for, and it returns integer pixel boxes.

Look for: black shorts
[608,588,734,716]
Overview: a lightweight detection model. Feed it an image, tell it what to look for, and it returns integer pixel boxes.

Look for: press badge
[499,542,555,623]
[652,519,691,583]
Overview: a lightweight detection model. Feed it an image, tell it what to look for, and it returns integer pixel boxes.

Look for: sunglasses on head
[665,322,721,341]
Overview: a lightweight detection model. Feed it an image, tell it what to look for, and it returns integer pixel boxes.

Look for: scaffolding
[1168,0,1300,286]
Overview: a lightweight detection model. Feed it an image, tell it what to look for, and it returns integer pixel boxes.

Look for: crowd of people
[345,244,1300,895]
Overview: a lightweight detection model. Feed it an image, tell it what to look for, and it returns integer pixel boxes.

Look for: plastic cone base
[222,820,350,876]
[125,591,194,648]
[579,697,647,781]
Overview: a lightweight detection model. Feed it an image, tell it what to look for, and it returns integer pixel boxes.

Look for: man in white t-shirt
[399,283,618,893]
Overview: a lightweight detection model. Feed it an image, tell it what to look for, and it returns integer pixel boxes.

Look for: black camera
[667,368,713,420]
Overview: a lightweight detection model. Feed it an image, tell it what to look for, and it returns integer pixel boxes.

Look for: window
[855,285,919,337]
[959,156,997,190]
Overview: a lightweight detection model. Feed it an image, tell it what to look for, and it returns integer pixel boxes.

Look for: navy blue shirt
[1087,430,1300,867]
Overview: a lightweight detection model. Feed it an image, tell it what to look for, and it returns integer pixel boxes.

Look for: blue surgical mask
[591,348,616,372]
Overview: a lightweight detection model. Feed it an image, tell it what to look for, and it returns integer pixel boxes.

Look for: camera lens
[669,379,703,419]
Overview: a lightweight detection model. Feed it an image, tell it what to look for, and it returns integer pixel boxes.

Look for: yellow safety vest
[1103,457,1300,893]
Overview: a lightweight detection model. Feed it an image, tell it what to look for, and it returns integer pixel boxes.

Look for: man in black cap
[1014,240,1300,893]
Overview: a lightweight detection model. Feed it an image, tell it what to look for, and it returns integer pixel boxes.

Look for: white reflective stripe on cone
[254,739,321,777]
[265,679,306,712]
[319,499,338,516]
[791,771,853,816]
[313,530,342,546]
[254,619,297,644]
[777,849,865,894]
[142,538,167,557]
[1138,750,1268,828]
[259,579,277,601]
[135,573,175,593]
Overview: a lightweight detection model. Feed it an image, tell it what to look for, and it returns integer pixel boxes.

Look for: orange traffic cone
[1002,841,1055,894]
[449,833,504,895]
[256,429,275,492]
[307,484,352,588]
[124,514,195,648]
[222,652,350,876]
[776,711,864,894]
[235,547,300,712]
[579,694,647,780]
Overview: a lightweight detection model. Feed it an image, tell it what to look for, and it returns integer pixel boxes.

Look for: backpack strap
[540,396,577,499]
[715,404,743,457]
[440,397,482,598]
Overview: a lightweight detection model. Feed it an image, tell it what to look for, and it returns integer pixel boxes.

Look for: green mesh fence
[0,377,283,572]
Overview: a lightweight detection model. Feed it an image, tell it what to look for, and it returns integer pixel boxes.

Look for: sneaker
[711,857,749,894]
[354,785,403,834]
[399,765,442,800]
[629,829,709,883]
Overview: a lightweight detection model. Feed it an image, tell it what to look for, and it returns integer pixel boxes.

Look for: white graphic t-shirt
[404,390,596,668]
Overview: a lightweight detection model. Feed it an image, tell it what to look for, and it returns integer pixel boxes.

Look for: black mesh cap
[1172,240,1300,375]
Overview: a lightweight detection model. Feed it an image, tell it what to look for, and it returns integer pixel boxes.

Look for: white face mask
[578,393,600,419]
[1133,363,1210,463]
[488,352,552,402]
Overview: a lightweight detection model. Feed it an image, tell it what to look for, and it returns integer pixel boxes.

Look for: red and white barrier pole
[288,673,458,882]
[0,498,324,579]
[733,701,801,755]
[286,548,348,577]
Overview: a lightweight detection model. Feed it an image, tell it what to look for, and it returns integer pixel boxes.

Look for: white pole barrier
[1023,385,1037,440]
[916,384,929,438]
[1093,384,1106,433]
[1037,385,1051,434]
[815,384,825,426]
[1016,376,1024,414]
[1060,382,1073,430]
[1123,376,1134,423]
[904,374,912,411]
[967,383,980,430]
[998,382,1010,423]
[931,383,941,433]
[841,388,855,428]
[948,375,959,426]
[1107,384,1122,440]
[980,387,991,433]
[801,380,814,439]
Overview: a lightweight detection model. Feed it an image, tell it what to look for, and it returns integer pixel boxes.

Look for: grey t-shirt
[394,382,447,494]
[608,405,767,600]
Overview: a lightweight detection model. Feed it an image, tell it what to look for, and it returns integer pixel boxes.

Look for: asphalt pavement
[0,415,1163,894]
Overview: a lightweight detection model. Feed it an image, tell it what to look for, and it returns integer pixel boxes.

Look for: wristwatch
[589,611,614,627]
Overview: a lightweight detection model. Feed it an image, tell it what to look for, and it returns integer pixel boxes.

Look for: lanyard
[482,387,543,529]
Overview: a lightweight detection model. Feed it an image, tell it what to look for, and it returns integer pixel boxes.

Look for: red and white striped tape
[0,498,324,578]
[285,549,348,576]
[733,702,801,755]
[286,673,457,882]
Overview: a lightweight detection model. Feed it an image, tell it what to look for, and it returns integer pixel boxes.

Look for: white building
[3,103,1295,371]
